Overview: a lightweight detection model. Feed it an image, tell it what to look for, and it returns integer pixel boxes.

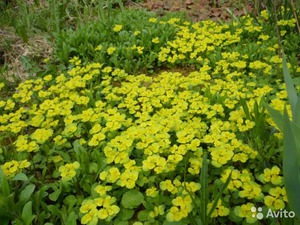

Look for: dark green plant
[54,9,185,73]
[266,54,300,222]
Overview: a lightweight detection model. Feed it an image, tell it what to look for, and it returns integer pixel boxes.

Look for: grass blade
[207,171,232,219]
[265,104,284,131]
[283,107,300,220]
[200,152,208,225]
[282,54,298,118]
[294,94,300,127]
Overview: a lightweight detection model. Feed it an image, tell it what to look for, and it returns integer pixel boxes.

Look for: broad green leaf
[65,212,77,225]
[293,77,300,86]
[294,94,300,127]
[118,209,135,220]
[282,54,297,118]
[22,201,36,225]
[0,168,10,196]
[49,188,61,202]
[12,173,28,182]
[265,104,284,131]
[121,190,144,209]
[283,108,300,220]
[19,184,35,203]
[137,210,149,221]
[63,195,77,206]
[48,205,62,217]
[163,221,185,225]
[114,219,129,225]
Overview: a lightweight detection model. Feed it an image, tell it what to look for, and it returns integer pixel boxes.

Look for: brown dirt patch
[131,0,255,22]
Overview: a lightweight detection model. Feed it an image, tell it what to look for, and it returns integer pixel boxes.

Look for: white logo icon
[251,206,264,220]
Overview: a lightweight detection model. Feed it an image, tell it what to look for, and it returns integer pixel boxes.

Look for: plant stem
[290,0,300,33]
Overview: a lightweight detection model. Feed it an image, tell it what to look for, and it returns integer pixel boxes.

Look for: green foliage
[1,2,300,225]
[266,55,300,221]
[121,190,144,209]
[54,9,185,73]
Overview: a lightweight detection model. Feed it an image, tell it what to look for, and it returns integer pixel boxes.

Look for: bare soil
[130,0,255,21]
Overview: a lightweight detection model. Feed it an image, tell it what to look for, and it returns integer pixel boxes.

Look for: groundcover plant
[0,7,300,225]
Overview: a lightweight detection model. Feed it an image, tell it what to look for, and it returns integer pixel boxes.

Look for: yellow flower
[264,187,287,210]
[30,128,53,144]
[133,31,140,36]
[0,82,5,90]
[113,24,122,32]
[59,161,80,181]
[207,200,230,218]
[62,123,77,136]
[117,170,139,189]
[107,47,116,55]
[42,57,50,63]
[258,166,283,185]
[152,37,160,44]
[234,203,257,223]
[95,45,103,51]
[260,10,269,20]
[0,160,31,178]
[88,132,106,146]
[49,155,63,163]
[148,18,157,23]
[43,74,53,81]
[146,187,159,198]
[19,160,31,169]
[94,185,112,196]
[137,46,144,54]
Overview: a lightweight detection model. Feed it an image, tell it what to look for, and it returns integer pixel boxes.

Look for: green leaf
[12,173,28,182]
[137,210,149,221]
[0,168,10,196]
[121,190,144,209]
[19,184,35,203]
[293,77,300,86]
[283,108,300,220]
[118,209,135,220]
[22,201,36,225]
[200,152,208,225]
[65,212,77,225]
[207,171,232,219]
[282,54,297,118]
[114,219,129,225]
[265,104,284,131]
[49,188,61,202]
[48,205,62,217]
[240,98,251,120]
[294,94,300,127]
[63,195,77,206]
[163,221,185,225]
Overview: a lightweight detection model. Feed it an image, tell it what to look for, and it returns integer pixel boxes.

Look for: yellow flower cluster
[113,24,123,32]
[80,196,120,224]
[208,199,230,218]
[1,11,298,224]
[59,161,80,181]
[166,195,193,222]
[0,160,31,177]
[234,203,257,224]
[264,187,288,210]
[258,166,283,185]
